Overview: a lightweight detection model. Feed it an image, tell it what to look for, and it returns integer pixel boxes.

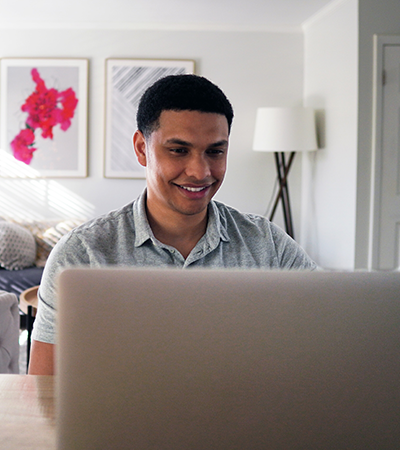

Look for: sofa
[0,218,83,298]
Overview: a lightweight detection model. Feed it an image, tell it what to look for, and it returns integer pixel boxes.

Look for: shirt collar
[133,189,156,247]
[206,200,230,246]
[133,189,230,248]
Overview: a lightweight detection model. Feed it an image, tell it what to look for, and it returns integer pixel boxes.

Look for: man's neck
[145,204,208,259]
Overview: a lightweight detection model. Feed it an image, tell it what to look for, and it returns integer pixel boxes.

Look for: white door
[373,38,400,269]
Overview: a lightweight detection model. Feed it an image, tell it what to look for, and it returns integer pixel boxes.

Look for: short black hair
[136,74,234,138]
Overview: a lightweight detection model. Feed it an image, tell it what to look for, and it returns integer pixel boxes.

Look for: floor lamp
[253,107,317,239]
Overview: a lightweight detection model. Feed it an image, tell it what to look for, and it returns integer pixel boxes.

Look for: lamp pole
[270,151,296,239]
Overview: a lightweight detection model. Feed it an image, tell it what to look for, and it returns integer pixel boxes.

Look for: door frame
[369,34,400,269]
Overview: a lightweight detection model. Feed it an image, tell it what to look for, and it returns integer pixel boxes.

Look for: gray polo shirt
[32,190,317,344]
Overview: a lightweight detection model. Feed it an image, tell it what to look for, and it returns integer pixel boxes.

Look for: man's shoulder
[71,201,136,239]
[45,201,138,267]
[211,200,271,229]
[212,200,317,270]
[211,199,305,248]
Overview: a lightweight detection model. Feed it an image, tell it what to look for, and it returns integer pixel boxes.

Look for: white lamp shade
[253,107,317,152]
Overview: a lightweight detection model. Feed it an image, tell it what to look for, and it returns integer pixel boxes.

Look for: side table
[19,285,39,371]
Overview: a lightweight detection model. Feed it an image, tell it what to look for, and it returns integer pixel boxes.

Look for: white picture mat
[0,58,88,178]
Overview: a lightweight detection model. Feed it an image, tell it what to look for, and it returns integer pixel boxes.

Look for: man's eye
[170,148,187,154]
[207,149,225,156]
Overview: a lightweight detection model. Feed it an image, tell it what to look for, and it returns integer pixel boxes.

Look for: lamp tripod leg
[269,152,295,239]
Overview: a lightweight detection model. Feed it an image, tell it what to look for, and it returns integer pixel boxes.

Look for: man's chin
[170,200,210,218]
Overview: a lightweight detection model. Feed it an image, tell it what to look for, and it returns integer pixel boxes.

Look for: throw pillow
[0,222,36,270]
[13,219,83,267]
[17,220,58,268]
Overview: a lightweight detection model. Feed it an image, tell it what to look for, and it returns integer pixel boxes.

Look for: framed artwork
[104,58,195,178]
[0,58,88,178]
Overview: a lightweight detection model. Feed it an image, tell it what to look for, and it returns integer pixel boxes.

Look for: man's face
[134,110,229,221]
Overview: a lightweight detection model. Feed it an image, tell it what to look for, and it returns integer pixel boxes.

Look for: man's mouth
[179,185,209,192]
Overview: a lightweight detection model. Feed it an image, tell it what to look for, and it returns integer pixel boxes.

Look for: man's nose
[185,155,211,180]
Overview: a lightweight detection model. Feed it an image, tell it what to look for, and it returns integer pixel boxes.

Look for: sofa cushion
[0,266,44,296]
[0,220,36,270]
[17,219,82,267]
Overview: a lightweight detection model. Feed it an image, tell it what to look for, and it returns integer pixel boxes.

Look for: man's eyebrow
[164,138,229,148]
[164,138,192,146]
[208,140,229,148]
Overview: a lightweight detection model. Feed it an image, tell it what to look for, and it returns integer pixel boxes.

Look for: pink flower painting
[11,68,78,164]
[10,128,36,164]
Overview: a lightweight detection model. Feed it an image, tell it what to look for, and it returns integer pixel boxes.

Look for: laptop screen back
[56,268,400,450]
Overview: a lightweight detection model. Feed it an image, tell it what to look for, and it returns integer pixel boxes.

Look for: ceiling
[0,0,336,31]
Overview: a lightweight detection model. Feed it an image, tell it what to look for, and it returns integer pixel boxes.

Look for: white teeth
[181,186,207,192]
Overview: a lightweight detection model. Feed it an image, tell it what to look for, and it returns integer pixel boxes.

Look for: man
[29,74,317,375]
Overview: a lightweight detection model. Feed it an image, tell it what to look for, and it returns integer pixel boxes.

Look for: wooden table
[0,375,56,449]
[19,286,39,316]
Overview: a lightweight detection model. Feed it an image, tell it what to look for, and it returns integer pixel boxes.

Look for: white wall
[0,28,304,225]
[301,0,359,269]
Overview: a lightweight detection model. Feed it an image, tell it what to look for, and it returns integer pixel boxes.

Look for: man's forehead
[158,109,229,131]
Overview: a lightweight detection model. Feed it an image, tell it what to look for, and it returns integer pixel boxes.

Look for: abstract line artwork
[104,59,195,178]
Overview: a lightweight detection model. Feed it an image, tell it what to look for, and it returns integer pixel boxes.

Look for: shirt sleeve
[32,232,89,344]
[268,222,318,270]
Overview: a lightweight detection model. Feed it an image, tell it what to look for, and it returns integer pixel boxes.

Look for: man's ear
[133,130,147,167]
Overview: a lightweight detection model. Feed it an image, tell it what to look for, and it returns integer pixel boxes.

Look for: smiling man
[134,109,229,258]
[29,74,317,375]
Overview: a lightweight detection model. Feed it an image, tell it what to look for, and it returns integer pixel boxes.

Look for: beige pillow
[0,221,36,270]
[19,219,82,267]
[18,220,58,267]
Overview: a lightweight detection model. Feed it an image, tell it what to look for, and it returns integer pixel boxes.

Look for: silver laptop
[56,268,400,450]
